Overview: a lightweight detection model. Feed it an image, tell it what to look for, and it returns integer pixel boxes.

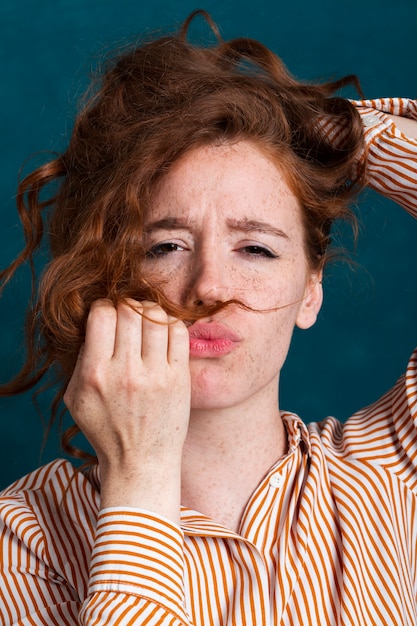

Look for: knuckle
[79,364,107,392]
[143,304,169,326]
[119,299,143,315]
[63,387,72,409]
[88,300,117,324]
[117,375,143,395]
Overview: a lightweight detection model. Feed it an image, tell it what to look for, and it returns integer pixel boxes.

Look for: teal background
[0,0,416,488]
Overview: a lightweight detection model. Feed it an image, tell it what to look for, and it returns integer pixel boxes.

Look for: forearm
[354,97,417,216]
[391,114,417,139]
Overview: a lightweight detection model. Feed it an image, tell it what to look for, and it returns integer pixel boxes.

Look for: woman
[1,13,417,625]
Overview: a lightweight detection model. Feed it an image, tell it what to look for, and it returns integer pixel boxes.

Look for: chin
[190,398,238,412]
[190,365,234,403]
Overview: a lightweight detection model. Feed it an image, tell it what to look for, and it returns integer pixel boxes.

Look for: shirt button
[269,474,284,488]
[362,114,381,128]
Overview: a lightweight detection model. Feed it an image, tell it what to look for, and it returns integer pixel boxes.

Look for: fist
[64,300,190,513]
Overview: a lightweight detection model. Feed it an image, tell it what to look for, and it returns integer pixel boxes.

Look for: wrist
[99,461,182,523]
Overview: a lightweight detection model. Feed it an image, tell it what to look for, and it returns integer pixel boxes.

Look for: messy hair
[0,11,365,459]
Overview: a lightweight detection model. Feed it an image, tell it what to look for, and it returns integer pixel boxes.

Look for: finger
[167,317,190,366]
[112,300,143,361]
[83,299,117,364]
[140,301,170,364]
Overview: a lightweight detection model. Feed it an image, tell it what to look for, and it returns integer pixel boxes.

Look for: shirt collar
[281,411,312,457]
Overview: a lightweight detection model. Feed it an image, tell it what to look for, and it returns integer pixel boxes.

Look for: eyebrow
[143,217,193,233]
[226,218,289,240]
[144,216,289,239]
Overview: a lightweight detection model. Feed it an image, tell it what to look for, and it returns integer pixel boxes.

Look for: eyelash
[240,245,278,259]
[145,242,278,259]
[146,242,184,257]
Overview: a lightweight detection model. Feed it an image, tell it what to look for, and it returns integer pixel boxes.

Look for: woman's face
[142,141,323,411]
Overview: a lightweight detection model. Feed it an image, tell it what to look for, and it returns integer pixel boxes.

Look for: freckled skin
[143,141,323,415]
[65,141,323,527]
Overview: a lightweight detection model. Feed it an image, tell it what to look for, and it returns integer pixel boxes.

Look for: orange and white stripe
[1,98,417,625]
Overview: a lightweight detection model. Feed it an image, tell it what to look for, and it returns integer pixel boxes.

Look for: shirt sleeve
[352,97,417,216]
[0,468,193,625]
[344,98,417,479]
[80,508,193,625]
[0,492,81,624]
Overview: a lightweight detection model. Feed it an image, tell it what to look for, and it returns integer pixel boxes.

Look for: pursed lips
[187,322,241,357]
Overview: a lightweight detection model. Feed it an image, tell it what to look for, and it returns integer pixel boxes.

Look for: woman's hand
[64,299,190,523]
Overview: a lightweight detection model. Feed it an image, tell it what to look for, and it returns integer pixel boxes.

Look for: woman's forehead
[147,141,301,223]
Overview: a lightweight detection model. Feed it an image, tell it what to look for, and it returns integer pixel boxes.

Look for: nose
[186,248,228,306]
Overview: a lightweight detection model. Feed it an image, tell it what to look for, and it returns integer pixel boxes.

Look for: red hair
[0,11,365,459]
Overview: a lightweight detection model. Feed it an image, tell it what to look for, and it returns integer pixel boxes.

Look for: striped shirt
[1,98,417,625]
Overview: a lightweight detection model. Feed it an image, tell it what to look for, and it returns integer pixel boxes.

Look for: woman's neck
[180,394,287,531]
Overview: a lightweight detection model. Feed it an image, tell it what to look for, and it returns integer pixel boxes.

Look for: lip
[188,322,241,358]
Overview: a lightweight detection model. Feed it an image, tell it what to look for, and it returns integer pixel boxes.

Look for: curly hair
[0,11,365,459]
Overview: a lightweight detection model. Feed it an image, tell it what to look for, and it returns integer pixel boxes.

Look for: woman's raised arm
[390,113,417,140]
[354,98,417,215]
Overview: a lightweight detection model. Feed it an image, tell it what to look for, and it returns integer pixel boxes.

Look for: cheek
[215,263,300,308]
[141,263,184,299]
[241,274,307,313]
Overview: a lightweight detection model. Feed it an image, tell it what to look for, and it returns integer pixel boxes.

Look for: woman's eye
[146,242,185,257]
[241,245,278,259]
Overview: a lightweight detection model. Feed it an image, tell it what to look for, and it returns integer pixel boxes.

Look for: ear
[295,272,323,330]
